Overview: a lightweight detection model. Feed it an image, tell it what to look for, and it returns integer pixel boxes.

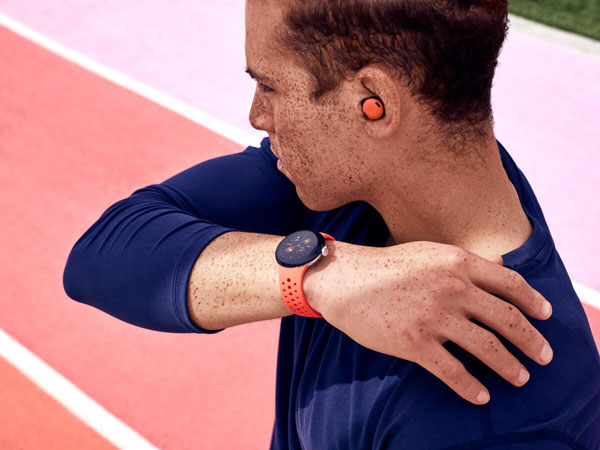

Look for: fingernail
[540,343,553,363]
[476,390,490,404]
[542,301,552,317]
[518,368,530,385]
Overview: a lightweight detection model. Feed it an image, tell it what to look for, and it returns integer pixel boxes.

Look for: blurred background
[0,1,598,449]
[510,0,599,40]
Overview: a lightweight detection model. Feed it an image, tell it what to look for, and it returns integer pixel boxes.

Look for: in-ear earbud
[361,96,385,120]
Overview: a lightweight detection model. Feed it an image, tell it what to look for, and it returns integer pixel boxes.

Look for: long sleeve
[62,137,307,333]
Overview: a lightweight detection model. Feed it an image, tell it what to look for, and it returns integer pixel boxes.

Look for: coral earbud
[361,97,385,120]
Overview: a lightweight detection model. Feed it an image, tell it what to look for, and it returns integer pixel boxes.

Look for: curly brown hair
[274,0,509,149]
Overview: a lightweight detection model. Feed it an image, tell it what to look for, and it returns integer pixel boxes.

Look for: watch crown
[321,246,328,257]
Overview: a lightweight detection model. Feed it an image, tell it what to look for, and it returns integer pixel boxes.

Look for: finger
[462,284,553,365]
[443,315,531,387]
[418,341,490,406]
[464,252,551,320]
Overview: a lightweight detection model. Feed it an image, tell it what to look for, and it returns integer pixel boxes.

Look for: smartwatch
[275,229,336,318]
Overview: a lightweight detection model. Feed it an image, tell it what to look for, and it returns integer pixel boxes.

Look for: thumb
[487,254,503,265]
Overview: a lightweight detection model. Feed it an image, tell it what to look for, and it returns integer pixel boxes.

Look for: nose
[249,92,274,132]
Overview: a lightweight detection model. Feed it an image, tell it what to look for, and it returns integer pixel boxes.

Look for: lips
[271,143,283,169]
[270,142,288,174]
[271,145,280,159]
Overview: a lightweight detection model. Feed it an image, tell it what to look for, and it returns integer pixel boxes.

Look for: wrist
[303,240,359,320]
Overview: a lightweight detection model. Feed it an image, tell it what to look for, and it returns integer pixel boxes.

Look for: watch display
[275,229,325,268]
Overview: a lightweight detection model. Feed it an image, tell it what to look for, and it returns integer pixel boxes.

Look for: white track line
[0,12,262,150]
[0,328,160,450]
[508,14,600,59]
[574,282,600,311]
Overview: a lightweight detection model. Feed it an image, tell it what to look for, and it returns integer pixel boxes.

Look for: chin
[295,185,345,212]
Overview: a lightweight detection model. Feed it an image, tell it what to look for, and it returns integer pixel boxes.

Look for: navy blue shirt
[63,137,600,449]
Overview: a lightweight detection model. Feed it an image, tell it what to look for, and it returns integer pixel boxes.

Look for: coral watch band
[278,232,336,318]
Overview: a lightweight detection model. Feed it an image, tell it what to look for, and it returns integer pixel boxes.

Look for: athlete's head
[245,0,509,211]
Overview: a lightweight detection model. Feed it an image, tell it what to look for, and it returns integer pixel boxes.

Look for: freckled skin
[245,0,533,260]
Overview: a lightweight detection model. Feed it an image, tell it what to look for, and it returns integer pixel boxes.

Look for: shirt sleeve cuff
[173,225,238,334]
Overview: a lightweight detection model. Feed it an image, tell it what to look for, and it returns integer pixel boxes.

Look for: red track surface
[0,357,116,449]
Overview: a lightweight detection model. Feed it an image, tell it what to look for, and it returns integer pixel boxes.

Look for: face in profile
[245,0,385,212]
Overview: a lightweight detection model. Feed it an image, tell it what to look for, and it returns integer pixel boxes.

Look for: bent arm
[62,185,239,333]
[62,137,307,333]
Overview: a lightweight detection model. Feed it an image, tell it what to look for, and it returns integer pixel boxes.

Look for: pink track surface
[0,3,599,449]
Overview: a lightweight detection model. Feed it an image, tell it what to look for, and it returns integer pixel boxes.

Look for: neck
[371,131,532,259]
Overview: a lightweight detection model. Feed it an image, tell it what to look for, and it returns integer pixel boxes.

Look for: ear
[353,64,405,139]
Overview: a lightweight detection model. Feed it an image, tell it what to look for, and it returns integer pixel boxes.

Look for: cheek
[277,107,323,166]
[277,99,361,186]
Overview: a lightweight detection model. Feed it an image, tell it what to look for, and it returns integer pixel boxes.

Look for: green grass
[508,0,600,41]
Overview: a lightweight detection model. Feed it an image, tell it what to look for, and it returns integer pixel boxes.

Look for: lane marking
[574,282,600,311]
[0,328,159,450]
[508,14,600,59]
[0,13,598,313]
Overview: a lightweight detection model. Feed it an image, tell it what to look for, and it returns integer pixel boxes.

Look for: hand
[315,241,553,406]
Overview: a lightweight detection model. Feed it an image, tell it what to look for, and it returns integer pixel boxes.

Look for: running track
[0,3,599,449]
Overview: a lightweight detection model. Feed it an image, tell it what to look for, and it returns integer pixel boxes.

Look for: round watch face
[275,229,325,268]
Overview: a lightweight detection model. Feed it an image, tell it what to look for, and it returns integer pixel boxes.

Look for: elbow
[62,244,86,303]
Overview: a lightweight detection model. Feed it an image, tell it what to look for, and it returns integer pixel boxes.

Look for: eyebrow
[244,65,274,83]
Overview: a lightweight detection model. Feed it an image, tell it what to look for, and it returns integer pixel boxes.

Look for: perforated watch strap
[278,232,335,318]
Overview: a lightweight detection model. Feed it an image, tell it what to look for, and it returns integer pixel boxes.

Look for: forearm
[187,231,370,330]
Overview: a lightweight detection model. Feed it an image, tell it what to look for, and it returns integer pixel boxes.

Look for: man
[63,0,600,448]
